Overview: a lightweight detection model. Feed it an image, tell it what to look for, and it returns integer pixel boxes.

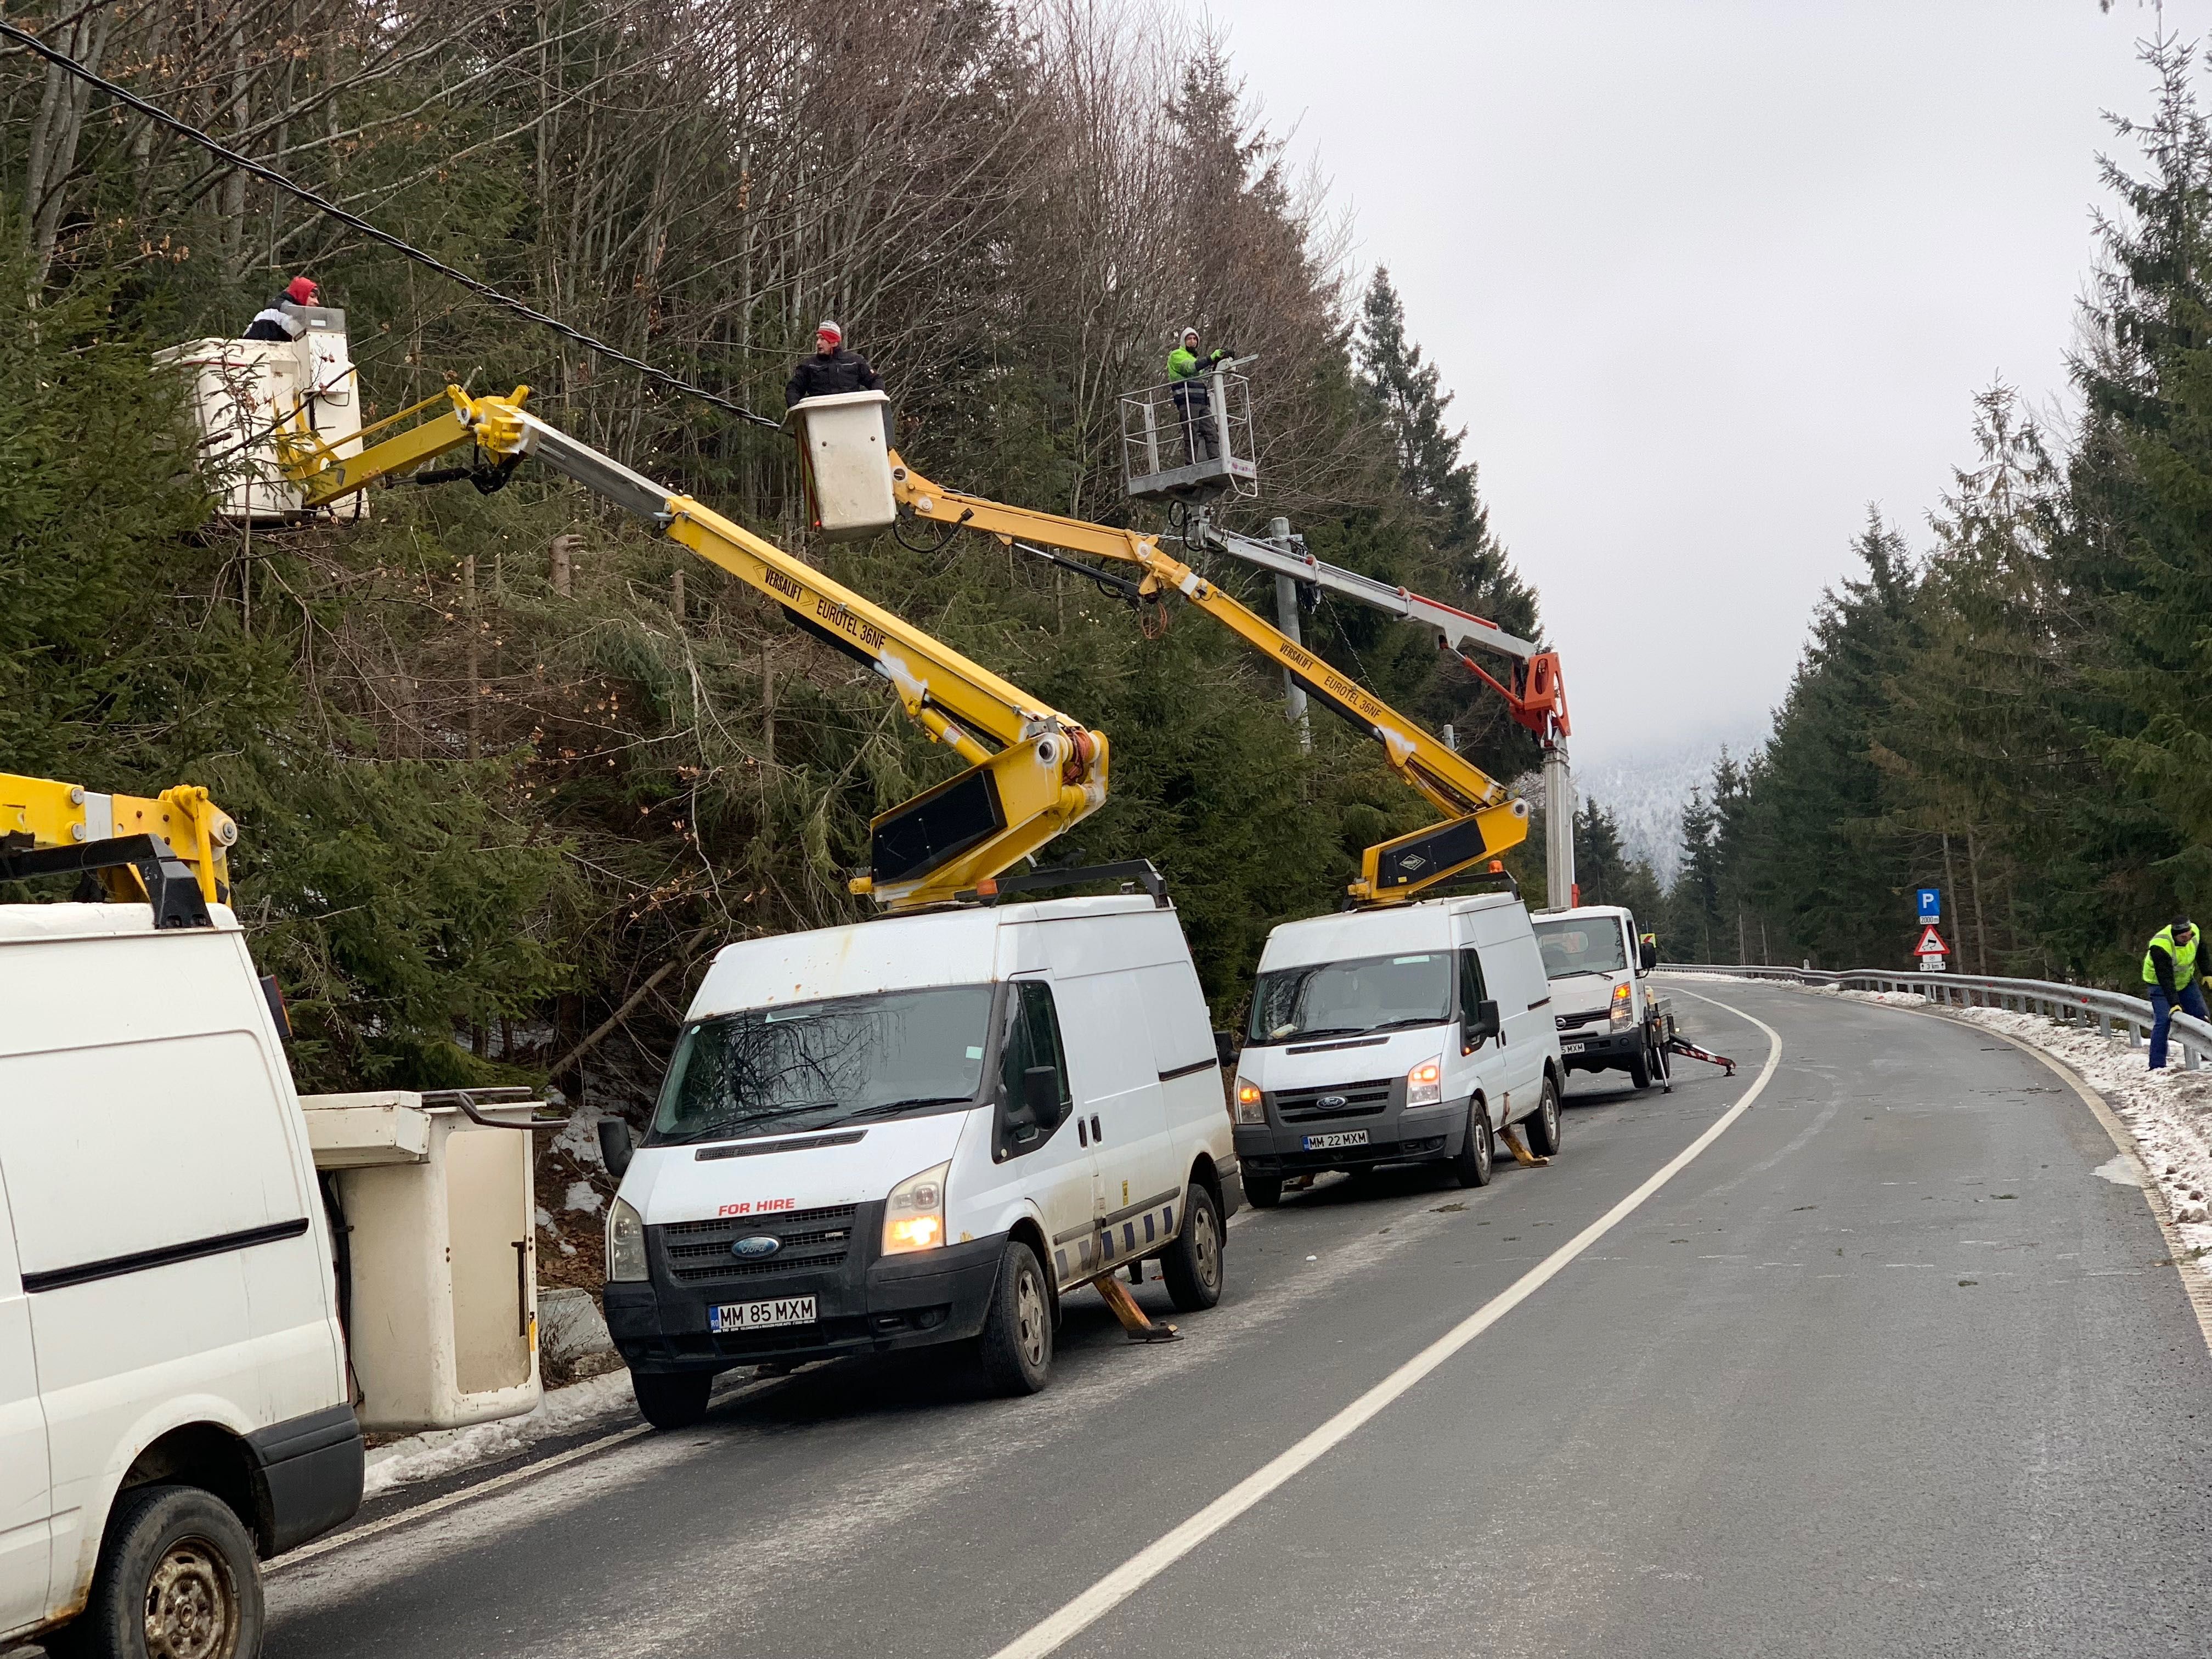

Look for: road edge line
[984,992,1784,1659]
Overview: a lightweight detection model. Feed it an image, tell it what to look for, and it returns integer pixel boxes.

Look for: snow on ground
[563,1180,603,1215]
[362,1372,640,1498]
[1803,984,2212,1256]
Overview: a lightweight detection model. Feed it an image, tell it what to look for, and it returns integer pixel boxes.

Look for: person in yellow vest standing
[2142,916,2207,1070]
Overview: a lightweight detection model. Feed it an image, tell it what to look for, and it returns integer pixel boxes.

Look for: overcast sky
[1196,0,2204,766]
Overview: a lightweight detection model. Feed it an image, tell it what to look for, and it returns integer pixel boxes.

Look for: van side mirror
[1464,999,1500,1051]
[597,1118,634,1181]
[1213,1030,1236,1069]
[1639,940,1659,972]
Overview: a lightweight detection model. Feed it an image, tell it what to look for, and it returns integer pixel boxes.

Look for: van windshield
[1533,918,1627,978]
[647,984,994,1146]
[1246,953,1452,1046]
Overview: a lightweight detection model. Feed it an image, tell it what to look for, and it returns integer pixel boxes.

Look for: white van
[1,903,362,1658]
[1230,892,1563,1204]
[596,883,1239,1423]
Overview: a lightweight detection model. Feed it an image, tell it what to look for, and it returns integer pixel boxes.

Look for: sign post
[1915,923,1950,973]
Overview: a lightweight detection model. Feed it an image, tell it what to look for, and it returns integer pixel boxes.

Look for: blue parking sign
[1917,888,1941,922]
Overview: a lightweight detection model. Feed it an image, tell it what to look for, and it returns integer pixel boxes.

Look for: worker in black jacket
[785,320,883,407]
[244,275,319,341]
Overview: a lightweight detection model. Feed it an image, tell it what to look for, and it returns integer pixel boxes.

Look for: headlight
[606,1196,647,1282]
[1234,1079,1265,1124]
[1609,982,1634,1031]
[883,1160,950,1255]
[1406,1056,1443,1108]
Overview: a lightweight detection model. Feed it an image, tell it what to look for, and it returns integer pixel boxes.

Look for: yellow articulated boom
[1,774,237,924]
[877,458,1529,905]
[257,385,1108,910]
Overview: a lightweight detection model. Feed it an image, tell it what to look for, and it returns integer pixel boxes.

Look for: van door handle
[1077,1118,1088,1147]
[1090,1114,1103,1142]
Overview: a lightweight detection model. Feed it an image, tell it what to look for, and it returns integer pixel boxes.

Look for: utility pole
[1266,517,1310,750]
[1544,742,1576,908]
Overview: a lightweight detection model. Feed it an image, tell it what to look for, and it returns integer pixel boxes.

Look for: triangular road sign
[1915,924,1949,956]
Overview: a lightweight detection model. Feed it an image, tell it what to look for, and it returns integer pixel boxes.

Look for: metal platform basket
[1120,367,1259,503]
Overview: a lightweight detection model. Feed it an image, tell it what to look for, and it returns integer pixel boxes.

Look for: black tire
[631,1367,713,1430]
[1161,1183,1224,1312]
[1628,1035,1654,1091]
[1524,1073,1564,1158]
[54,1482,262,1659]
[1244,1173,1284,1209]
[1452,1104,1494,1188]
[978,1240,1053,1395]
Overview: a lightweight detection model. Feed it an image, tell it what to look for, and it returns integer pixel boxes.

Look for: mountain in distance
[1573,725,1768,884]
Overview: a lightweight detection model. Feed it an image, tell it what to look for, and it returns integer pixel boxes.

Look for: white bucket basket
[792,391,898,540]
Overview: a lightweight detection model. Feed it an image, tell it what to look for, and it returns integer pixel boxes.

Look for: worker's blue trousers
[2148,983,2208,1069]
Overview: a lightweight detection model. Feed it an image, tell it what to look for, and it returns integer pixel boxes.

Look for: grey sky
[1199,0,2200,766]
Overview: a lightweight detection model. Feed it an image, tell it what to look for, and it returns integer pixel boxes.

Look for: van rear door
[0,1160,48,1635]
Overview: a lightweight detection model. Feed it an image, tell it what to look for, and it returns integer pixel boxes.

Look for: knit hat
[286,276,319,305]
[816,320,842,344]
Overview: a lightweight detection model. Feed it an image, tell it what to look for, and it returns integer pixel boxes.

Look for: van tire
[1629,1036,1654,1091]
[1525,1074,1564,1158]
[1161,1184,1224,1312]
[978,1240,1053,1395]
[631,1367,712,1430]
[53,1482,262,1659]
[1245,1174,1284,1209]
[1453,1105,1494,1188]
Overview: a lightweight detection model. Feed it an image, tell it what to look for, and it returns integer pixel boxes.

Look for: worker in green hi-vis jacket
[1166,326,1231,464]
[2143,916,2208,1070]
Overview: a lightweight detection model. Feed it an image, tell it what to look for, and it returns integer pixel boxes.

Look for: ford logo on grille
[731,1235,781,1259]
[1317,1094,1348,1110]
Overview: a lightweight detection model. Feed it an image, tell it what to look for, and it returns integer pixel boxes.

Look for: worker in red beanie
[785,318,883,407]
[244,275,320,342]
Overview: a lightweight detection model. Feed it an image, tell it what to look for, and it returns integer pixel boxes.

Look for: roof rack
[0,833,213,929]
[957,859,1169,909]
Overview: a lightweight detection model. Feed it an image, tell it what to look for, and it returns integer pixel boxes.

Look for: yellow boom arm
[1,774,236,912]
[274,388,1109,910]
[888,460,1529,904]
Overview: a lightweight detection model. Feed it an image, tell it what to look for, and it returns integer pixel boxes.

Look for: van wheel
[1453,1105,1494,1188]
[1161,1184,1224,1311]
[978,1240,1053,1395]
[631,1368,713,1430]
[1525,1075,1564,1157]
[1245,1174,1284,1209]
[1629,1037,1654,1091]
[54,1483,261,1659]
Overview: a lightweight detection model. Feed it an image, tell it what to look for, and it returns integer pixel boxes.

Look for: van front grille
[1273,1079,1393,1121]
[654,1204,859,1284]
[1555,1009,1607,1031]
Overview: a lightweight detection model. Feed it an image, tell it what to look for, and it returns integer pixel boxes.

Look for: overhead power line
[0,18,785,430]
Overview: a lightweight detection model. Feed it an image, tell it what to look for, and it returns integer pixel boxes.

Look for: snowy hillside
[1576,728,1767,883]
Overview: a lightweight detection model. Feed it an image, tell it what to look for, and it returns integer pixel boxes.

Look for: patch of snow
[2095,1153,2146,1188]
[532,1205,554,1231]
[563,1180,603,1215]
[362,1371,638,1497]
[552,1097,612,1170]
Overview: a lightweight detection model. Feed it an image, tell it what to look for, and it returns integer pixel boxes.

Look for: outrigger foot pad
[1500,1124,1550,1168]
[1094,1272,1181,1342]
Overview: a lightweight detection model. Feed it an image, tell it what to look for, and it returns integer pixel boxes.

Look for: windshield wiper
[845,1095,972,1120]
[1273,1025,1367,1042]
[661,1101,840,1144]
[1363,1015,1451,1033]
[1548,968,1611,979]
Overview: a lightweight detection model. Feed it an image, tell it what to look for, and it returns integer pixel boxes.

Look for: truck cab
[1530,905,1669,1089]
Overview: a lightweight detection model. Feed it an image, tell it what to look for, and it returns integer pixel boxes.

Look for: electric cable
[0,19,784,430]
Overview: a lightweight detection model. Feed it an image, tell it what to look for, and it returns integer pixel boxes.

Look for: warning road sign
[1915,924,1949,957]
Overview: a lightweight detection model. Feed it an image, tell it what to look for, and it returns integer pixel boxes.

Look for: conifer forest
[5,0,2209,1118]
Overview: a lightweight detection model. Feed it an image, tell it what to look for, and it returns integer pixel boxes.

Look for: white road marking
[985,990,1784,1659]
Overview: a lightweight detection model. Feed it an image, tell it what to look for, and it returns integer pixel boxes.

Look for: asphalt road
[263,980,2212,1659]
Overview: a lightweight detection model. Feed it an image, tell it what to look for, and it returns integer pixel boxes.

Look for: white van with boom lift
[1229,890,1563,1204]
[1530,905,1671,1090]
[595,862,1240,1423]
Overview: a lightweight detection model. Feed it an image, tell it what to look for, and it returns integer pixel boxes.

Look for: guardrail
[1657,962,2212,1072]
